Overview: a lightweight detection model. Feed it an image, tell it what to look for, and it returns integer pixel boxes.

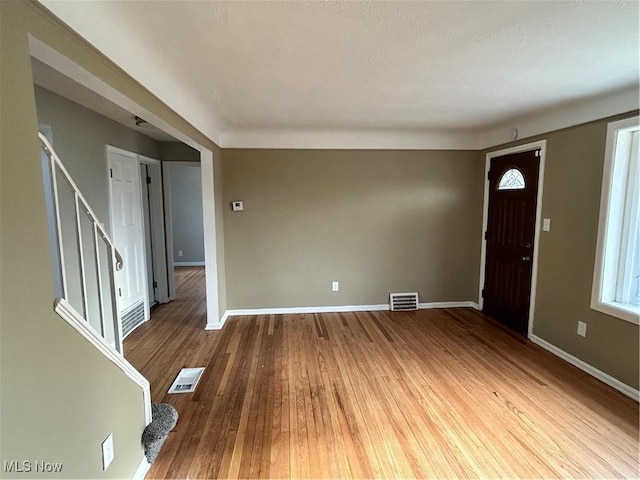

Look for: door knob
[521,256,531,261]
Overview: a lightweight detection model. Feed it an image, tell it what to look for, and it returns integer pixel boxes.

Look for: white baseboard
[174,261,205,267]
[223,304,390,317]
[132,456,150,480]
[214,301,480,324]
[205,310,230,331]
[529,334,639,401]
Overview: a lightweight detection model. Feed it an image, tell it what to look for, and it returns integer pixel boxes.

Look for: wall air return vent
[122,300,145,338]
[390,292,419,311]
[167,367,205,394]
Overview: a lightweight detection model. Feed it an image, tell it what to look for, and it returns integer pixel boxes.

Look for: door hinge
[481,288,485,297]
[118,288,122,297]
[153,281,157,288]
[146,176,151,185]
[487,170,491,180]
[110,168,113,178]
[484,231,488,240]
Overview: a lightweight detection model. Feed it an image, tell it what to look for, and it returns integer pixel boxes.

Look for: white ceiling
[39,0,639,149]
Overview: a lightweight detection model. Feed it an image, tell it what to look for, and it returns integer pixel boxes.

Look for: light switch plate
[231,201,244,211]
[543,218,551,232]
[332,281,339,292]
[577,321,587,337]
[102,433,114,470]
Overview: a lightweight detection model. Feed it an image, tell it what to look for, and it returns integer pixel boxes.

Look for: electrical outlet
[102,433,114,470]
[332,281,339,292]
[178,250,183,257]
[577,321,587,337]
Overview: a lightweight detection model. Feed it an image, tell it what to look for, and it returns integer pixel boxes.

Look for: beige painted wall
[223,149,484,309]
[487,112,640,389]
[0,1,224,477]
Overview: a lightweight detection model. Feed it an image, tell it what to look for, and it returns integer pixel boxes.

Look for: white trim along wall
[530,334,640,402]
[132,457,151,480]
[210,301,481,331]
[478,140,547,338]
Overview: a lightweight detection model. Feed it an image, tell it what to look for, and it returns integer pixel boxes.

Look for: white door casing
[162,157,220,329]
[479,140,547,338]
[107,146,148,319]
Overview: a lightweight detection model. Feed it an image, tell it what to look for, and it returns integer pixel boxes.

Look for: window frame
[497,167,526,190]
[591,115,640,325]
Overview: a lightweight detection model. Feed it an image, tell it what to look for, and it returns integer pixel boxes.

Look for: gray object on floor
[142,403,179,463]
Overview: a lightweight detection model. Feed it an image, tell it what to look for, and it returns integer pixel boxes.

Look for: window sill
[591,300,640,325]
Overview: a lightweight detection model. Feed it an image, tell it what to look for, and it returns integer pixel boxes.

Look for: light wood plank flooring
[125,267,639,479]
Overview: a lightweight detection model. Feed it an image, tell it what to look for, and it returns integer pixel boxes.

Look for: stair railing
[39,133,125,354]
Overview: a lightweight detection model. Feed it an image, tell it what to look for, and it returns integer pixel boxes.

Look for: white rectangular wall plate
[102,433,114,470]
[577,321,587,337]
[543,218,551,231]
[332,281,339,292]
[231,200,244,211]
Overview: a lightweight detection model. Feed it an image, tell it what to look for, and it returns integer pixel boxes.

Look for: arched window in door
[498,168,526,190]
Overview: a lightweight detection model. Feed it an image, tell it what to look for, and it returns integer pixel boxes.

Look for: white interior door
[107,147,148,323]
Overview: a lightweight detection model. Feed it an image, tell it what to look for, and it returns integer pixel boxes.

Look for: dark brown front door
[483,149,540,335]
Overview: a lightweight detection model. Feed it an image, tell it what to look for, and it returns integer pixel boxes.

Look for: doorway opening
[162,162,205,301]
[479,140,547,336]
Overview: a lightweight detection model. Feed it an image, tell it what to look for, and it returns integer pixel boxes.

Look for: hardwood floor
[125,267,639,479]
